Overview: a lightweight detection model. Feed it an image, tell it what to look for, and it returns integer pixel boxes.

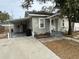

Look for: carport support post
[8,24,11,39]
[50,18,52,36]
[8,33,9,39]
[32,19,35,37]
[32,31,34,37]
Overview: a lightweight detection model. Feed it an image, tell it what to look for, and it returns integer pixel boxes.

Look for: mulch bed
[43,39,79,59]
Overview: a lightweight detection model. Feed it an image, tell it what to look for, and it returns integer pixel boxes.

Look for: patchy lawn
[43,39,79,59]
[65,32,79,39]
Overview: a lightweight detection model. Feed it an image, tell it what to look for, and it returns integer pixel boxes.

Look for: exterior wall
[58,17,69,32]
[74,23,79,31]
[50,18,59,31]
[32,17,50,35]
[54,19,59,31]
[32,16,69,35]
[57,18,62,31]
[45,19,50,33]
[64,18,69,31]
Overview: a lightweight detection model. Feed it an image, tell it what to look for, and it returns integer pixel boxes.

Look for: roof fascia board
[29,14,49,17]
[45,13,60,19]
[10,16,31,22]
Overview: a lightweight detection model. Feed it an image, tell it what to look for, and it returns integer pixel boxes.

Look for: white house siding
[32,17,50,35]
[57,18,69,32]
[63,18,69,31]
[53,17,79,32]
[50,18,61,32]
[45,19,50,33]
[74,23,79,31]
[32,16,69,35]
[57,18,62,31]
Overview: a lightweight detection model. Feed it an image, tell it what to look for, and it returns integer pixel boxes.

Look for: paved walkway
[0,37,60,59]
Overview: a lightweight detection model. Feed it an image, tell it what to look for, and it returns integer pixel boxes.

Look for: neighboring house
[10,11,69,37]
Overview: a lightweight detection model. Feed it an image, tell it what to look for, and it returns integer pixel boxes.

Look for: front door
[51,19,58,31]
[55,19,58,31]
[51,19,55,31]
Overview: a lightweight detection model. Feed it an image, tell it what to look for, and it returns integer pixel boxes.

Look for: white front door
[50,18,59,34]
[50,19,55,31]
[55,19,58,31]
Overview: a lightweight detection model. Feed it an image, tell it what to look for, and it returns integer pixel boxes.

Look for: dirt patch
[64,32,79,40]
[43,39,79,59]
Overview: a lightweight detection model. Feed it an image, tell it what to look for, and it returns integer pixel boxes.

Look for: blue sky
[0,0,24,19]
[0,0,54,19]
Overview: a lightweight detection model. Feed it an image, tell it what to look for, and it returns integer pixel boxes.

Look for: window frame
[39,18,45,29]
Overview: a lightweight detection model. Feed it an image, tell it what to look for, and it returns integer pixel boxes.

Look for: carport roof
[9,16,31,23]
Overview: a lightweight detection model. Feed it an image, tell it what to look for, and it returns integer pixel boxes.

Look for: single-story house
[10,11,69,37]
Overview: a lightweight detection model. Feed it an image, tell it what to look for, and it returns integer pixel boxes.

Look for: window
[51,20,54,25]
[62,20,64,26]
[39,18,45,29]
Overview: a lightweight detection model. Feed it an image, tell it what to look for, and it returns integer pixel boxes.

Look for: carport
[10,17,32,37]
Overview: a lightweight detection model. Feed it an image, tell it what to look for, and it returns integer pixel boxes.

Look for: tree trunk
[68,19,72,35]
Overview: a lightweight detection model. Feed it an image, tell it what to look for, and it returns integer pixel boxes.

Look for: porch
[48,14,65,37]
[35,18,64,38]
[49,18,64,37]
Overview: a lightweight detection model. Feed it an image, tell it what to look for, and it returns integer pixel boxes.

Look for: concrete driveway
[0,37,60,59]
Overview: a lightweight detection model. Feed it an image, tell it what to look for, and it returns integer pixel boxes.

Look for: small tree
[55,0,79,35]
[0,11,10,22]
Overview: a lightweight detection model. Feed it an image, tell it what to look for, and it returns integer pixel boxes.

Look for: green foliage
[55,0,79,21]
[0,11,10,22]
[55,0,79,35]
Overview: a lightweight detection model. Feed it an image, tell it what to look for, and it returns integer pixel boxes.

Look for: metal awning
[8,16,31,23]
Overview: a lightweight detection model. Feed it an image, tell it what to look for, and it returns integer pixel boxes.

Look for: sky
[0,0,55,19]
[0,0,24,19]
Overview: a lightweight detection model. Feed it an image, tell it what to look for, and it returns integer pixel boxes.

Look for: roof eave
[29,14,49,17]
[10,16,31,23]
[45,13,61,19]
